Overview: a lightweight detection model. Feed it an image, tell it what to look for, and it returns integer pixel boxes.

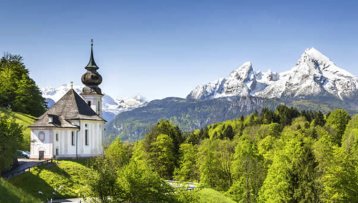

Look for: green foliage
[0,109,35,151]
[259,133,319,202]
[90,157,119,203]
[149,134,176,179]
[319,147,358,202]
[104,137,132,168]
[197,188,236,203]
[174,143,199,181]
[0,110,23,173]
[139,120,184,178]
[9,105,358,202]
[145,120,183,153]
[116,160,176,202]
[316,115,358,202]
[13,112,35,151]
[198,139,235,191]
[0,54,46,116]
[0,178,41,203]
[228,135,266,202]
[325,109,350,145]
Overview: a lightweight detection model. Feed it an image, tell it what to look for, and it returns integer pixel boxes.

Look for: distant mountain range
[41,84,147,121]
[187,48,358,101]
[105,48,358,142]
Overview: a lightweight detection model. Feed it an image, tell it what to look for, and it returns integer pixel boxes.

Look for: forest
[1,53,357,202]
[90,105,358,202]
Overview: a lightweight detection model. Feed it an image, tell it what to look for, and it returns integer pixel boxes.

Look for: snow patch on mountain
[187,48,358,101]
[41,84,147,121]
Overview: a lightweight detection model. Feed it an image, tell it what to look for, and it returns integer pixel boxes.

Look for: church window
[55,133,58,141]
[85,129,89,146]
[87,101,91,106]
[97,101,100,113]
[71,131,75,146]
[38,131,45,142]
[56,148,59,156]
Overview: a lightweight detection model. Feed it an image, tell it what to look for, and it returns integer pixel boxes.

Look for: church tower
[81,39,103,116]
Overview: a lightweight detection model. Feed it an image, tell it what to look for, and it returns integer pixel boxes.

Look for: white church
[30,41,105,159]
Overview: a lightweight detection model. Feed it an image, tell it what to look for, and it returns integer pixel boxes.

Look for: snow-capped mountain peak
[187,61,258,100]
[41,85,147,121]
[187,48,358,101]
[228,61,254,80]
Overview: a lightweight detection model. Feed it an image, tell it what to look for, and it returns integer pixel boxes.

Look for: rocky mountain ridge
[187,48,358,101]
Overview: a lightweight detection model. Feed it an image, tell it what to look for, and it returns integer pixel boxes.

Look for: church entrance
[39,151,44,160]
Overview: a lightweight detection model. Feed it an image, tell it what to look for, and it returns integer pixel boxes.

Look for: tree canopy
[0,54,46,116]
[90,106,358,202]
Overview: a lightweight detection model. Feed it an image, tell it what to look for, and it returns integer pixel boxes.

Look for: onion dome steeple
[85,39,99,71]
[81,39,103,95]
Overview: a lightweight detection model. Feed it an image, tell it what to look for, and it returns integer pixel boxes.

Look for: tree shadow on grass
[9,172,65,202]
[0,183,22,203]
[36,162,72,179]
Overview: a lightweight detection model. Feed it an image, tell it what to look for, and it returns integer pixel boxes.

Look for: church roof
[30,89,104,128]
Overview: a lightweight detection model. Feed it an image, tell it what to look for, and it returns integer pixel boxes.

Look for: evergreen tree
[325,109,350,145]
[144,120,183,166]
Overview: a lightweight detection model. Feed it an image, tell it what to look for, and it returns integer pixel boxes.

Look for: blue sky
[0,0,357,100]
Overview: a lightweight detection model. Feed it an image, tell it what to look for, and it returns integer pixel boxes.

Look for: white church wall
[30,129,53,159]
[77,120,104,157]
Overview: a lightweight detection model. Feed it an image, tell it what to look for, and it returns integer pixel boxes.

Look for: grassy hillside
[0,178,41,203]
[9,160,95,201]
[0,110,35,151]
[197,188,236,203]
[13,112,36,151]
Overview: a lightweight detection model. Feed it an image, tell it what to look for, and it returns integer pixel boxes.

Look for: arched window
[38,131,45,142]
[87,101,91,107]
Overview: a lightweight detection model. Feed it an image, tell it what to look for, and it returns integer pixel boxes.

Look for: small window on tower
[87,101,91,107]
[56,133,58,141]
